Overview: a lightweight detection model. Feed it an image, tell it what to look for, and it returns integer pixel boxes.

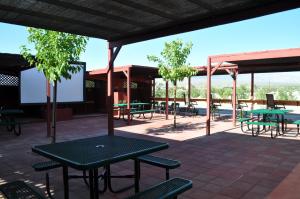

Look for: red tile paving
[1,114,300,198]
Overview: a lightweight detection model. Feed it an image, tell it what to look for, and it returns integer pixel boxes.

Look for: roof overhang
[0,1,299,47]
[88,65,160,80]
[0,53,31,75]
[209,48,300,74]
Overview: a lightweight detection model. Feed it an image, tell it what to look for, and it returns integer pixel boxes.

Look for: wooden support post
[107,46,114,135]
[188,77,191,104]
[166,81,169,120]
[127,68,131,125]
[251,73,254,110]
[206,57,211,136]
[107,43,122,136]
[232,70,237,126]
[46,80,51,137]
[153,78,156,102]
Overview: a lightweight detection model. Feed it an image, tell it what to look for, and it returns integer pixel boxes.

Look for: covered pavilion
[88,65,159,123]
[1,0,300,135]
[205,47,300,135]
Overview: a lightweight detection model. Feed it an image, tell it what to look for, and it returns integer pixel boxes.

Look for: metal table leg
[63,166,69,199]
[94,169,99,199]
[134,159,140,193]
[89,170,95,199]
[281,114,285,134]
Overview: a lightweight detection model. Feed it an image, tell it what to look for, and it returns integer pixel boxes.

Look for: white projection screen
[20,64,85,104]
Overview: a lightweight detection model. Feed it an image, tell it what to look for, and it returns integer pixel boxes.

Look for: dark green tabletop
[247,109,291,115]
[32,135,168,170]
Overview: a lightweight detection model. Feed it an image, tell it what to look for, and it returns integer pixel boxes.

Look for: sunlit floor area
[1,114,300,199]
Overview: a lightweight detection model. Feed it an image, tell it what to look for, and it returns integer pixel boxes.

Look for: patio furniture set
[155,101,198,117]
[0,135,192,199]
[114,101,198,122]
[239,94,300,138]
[114,102,155,121]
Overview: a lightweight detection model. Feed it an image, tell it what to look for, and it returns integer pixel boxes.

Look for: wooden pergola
[0,1,300,135]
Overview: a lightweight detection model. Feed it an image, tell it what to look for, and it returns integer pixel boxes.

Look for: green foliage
[155,82,166,97]
[255,86,271,99]
[237,85,250,99]
[155,84,299,100]
[148,39,197,128]
[20,28,88,82]
[255,85,296,100]
[147,39,197,84]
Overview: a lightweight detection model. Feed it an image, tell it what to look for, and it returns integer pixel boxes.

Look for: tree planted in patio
[21,28,88,143]
[147,39,197,128]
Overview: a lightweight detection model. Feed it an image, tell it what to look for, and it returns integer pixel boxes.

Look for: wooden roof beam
[35,0,148,28]
[109,0,300,47]
[111,0,178,20]
[186,0,216,11]
[0,4,121,34]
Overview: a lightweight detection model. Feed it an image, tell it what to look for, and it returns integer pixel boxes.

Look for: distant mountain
[156,71,300,87]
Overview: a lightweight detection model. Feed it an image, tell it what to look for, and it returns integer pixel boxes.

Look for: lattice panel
[0,74,19,86]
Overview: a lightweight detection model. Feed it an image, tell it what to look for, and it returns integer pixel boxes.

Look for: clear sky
[0,7,300,84]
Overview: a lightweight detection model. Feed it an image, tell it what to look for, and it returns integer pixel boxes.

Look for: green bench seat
[130,109,155,120]
[293,120,300,136]
[0,181,46,199]
[246,121,279,138]
[32,160,62,197]
[137,155,180,180]
[32,160,61,172]
[246,121,278,127]
[126,178,192,199]
[130,109,155,114]
[239,117,253,133]
[0,120,22,136]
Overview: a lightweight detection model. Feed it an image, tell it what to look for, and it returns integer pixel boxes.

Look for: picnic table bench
[246,121,279,138]
[126,178,192,199]
[130,109,155,120]
[0,109,24,136]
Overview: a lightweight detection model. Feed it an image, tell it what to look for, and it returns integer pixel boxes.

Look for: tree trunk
[51,81,57,143]
[174,81,177,128]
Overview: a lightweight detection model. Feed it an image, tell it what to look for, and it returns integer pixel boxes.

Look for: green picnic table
[32,135,169,199]
[0,109,24,136]
[113,103,152,120]
[247,108,291,134]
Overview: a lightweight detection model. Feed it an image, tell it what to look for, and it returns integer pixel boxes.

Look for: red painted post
[250,73,254,110]
[153,78,156,101]
[206,57,211,136]
[46,80,51,137]
[188,77,191,104]
[107,45,114,135]
[166,81,169,120]
[127,68,131,125]
[232,70,237,126]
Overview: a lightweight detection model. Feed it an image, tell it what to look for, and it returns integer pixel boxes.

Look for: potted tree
[21,28,88,143]
[148,39,197,128]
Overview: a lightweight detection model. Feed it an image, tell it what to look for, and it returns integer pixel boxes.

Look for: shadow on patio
[1,116,300,198]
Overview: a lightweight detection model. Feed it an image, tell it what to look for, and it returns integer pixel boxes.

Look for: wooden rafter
[111,0,178,20]
[186,0,215,11]
[35,0,148,28]
[0,4,120,34]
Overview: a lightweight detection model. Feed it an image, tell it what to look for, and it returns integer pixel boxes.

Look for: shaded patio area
[1,115,300,199]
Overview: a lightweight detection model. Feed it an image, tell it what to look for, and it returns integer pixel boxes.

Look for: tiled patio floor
[1,114,300,199]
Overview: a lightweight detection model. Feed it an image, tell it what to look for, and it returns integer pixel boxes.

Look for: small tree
[148,39,197,128]
[21,28,88,143]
